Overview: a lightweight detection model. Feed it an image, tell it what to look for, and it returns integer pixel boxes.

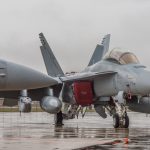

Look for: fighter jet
[39,33,150,128]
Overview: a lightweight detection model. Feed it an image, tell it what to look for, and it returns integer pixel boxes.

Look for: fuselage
[84,59,150,97]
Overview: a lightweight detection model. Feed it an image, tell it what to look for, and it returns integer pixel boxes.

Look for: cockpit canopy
[104,48,139,65]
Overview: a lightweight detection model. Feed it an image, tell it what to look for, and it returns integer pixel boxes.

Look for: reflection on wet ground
[0,112,150,149]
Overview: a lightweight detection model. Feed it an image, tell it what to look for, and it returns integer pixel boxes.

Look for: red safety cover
[73,81,93,106]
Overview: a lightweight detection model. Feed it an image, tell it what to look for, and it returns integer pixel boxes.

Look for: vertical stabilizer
[39,33,64,77]
[88,34,110,66]
[101,34,110,56]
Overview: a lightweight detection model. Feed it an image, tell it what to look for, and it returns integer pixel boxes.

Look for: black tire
[24,104,32,112]
[54,111,63,126]
[113,113,120,128]
[123,115,129,128]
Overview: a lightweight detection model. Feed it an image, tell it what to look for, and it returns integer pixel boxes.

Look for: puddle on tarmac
[0,112,149,149]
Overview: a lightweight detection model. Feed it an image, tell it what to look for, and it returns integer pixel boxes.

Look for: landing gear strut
[113,100,129,128]
[54,111,64,126]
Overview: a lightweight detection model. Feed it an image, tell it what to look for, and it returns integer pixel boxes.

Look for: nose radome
[3,61,58,90]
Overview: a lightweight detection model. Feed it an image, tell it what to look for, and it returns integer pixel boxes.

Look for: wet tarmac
[0,112,150,149]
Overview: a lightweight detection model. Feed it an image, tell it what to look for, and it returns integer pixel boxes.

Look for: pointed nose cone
[1,60,58,90]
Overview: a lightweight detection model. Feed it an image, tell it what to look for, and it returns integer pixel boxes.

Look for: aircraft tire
[123,114,129,128]
[113,113,120,128]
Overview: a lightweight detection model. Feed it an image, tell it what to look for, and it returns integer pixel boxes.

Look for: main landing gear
[113,112,129,128]
[54,99,129,128]
[113,100,129,128]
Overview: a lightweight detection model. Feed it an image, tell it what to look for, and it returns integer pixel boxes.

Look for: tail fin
[88,34,110,66]
[39,33,64,77]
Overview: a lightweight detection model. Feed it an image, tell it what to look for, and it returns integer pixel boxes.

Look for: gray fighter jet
[39,33,150,128]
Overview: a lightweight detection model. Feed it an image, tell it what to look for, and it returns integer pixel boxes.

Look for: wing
[60,71,117,82]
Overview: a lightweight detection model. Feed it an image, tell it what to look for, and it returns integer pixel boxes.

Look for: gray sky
[0,0,150,73]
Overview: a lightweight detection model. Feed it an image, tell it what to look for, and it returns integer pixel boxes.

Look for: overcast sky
[0,0,150,73]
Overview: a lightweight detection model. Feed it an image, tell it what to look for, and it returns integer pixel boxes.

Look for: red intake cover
[73,81,93,106]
